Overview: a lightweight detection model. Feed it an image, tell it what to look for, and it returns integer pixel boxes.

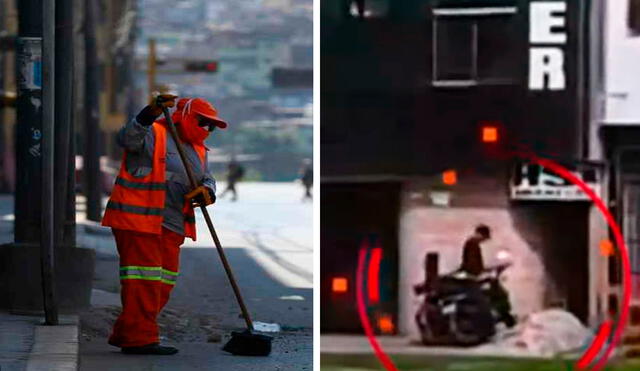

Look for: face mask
[175,114,209,145]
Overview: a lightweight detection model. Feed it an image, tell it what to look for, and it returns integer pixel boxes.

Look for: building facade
[321,0,614,337]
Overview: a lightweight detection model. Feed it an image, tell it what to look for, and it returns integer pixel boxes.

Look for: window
[434,18,475,81]
[432,7,521,86]
[630,0,640,36]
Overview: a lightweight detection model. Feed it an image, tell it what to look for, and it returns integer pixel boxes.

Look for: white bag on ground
[497,309,591,356]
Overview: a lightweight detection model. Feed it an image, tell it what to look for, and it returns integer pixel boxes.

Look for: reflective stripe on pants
[119,266,179,285]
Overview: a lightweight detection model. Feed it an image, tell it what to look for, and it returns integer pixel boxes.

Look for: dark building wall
[322,0,588,178]
[509,202,591,322]
[321,182,401,333]
[321,0,595,330]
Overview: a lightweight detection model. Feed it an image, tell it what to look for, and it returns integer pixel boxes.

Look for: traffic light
[184,61,219,73]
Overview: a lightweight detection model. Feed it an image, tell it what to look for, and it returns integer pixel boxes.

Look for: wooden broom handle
[162,107,254,330]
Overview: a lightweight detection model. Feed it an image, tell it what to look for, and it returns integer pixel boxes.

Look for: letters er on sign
[529,1,567,91]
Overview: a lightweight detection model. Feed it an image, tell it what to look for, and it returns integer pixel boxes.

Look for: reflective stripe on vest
[106,200,164,216]
[115,177,166,191]
[102,123,168,234]
[102,122,206,240]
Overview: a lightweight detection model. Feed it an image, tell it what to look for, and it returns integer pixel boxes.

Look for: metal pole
[0,3,6,193]
[66,0,84,245]
[64,119,77,245]
[84,0,101,222]
[54,0,74,247]
[42,0,58,325]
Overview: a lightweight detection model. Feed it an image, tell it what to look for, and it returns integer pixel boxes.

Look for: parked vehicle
[414,262,515,346]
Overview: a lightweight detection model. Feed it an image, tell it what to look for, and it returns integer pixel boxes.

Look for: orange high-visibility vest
[102,122,206,240]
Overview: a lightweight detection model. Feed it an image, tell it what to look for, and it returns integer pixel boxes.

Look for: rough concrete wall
[398,177,598,337]
[398,190,546,339]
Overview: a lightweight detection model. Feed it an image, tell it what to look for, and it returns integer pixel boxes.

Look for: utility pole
[41,0,57,325]
[15,0,43,244]
[84,0,101,222]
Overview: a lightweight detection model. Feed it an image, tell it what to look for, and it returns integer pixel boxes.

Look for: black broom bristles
[222,330,272,356]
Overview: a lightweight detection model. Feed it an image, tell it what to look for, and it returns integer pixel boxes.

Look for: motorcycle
[414,257,515,346]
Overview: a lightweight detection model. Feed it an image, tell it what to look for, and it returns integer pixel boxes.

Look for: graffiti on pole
[17,37,43,91]
[16,38,43,158]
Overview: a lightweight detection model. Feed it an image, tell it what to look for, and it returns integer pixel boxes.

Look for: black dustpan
[222,330,272,356]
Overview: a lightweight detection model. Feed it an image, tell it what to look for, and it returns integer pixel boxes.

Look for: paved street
[78,181,313,370]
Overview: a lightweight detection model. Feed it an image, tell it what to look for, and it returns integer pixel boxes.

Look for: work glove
[136,93,178,126]
[185,186,216,207]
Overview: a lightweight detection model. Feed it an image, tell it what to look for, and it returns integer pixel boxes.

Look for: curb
[26,315,79,371]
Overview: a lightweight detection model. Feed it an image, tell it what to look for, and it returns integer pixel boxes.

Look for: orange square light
[482,126,499,143]
[600,239,615,257]
[332,277,348,293]
[378,314,395,334]
[442,170,457,185]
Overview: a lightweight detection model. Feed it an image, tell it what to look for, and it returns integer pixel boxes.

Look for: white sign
[510,163,600,201]
[529,1,567,91]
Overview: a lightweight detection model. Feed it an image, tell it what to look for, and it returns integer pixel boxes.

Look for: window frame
[431,6,519,87]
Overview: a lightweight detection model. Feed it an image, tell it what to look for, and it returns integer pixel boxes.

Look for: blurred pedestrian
[220,161,244,202]
[102,94,228,355]
[299,158,313,201]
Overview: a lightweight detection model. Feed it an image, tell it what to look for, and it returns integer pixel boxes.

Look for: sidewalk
[0,194,100,371]
[320,334,554,359]
[0,312,79,371]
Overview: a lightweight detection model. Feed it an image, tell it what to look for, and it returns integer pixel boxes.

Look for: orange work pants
[108,227,184,348]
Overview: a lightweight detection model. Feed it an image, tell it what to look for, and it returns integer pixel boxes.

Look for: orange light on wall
[600,239,615,257]
[332,277,348,293]
[482,126,499,143]
[377,314,395,334]
[442,170,457,185]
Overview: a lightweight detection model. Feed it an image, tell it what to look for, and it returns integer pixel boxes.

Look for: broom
[161,106,272,356]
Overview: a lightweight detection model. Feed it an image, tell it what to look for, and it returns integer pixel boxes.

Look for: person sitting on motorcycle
[459,224,516,328]
[460,224,491,276]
